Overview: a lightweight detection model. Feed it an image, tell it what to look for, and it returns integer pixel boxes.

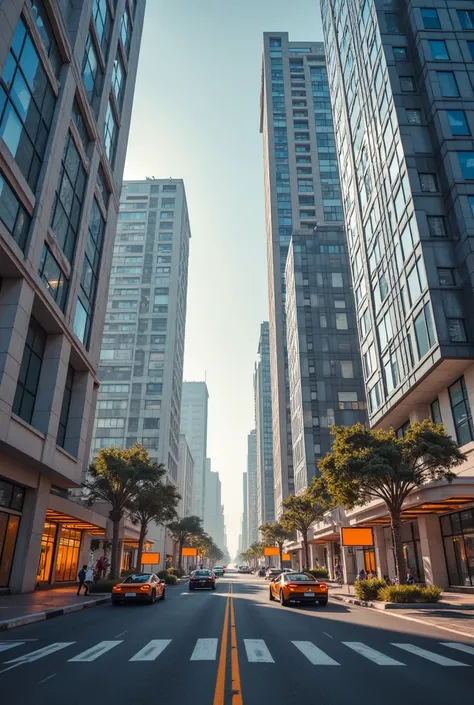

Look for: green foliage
[88,579,117,593]
[379,585,443,603]
[280,489,325,569]
[354,578,387,601]
[167,515,204,570]
[308,567,329,579]
[120,569,135,577]
[168,566,185,577]
[157,570,169,579]
[164,574,178,585]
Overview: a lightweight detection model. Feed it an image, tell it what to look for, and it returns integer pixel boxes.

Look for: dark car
[189,569,216,590]
[111,573,165,605]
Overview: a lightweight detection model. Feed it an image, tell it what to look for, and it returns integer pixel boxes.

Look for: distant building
[180,382,209,518]
[204,462,226,551]
[247,430,258,545]
[255,322,275,530]
[240,472,249,553]
[177,435,194,518]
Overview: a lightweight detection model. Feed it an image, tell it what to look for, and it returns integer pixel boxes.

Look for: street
[0,571,473,705]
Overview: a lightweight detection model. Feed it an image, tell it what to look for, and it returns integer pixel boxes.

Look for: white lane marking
[0,642,25,653]
[190,638,218,661]
[38,673,57,684]
[292,641,339,666]
[323,632,333,639]
[343,642,405,666]
[244,639,274,663]
[441,642,474,657]
[115,630,128,638]
[393,643,469,666]
[6,643,74,664]
[68,641,122,662]
[129,639,171,661]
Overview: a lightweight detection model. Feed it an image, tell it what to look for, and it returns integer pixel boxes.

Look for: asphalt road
[1,571,473,705]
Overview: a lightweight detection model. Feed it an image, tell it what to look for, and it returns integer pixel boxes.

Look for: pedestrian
[406,570,415,585]
[77,564,87,595]
[357,569,367,581]
[84,566,94,595]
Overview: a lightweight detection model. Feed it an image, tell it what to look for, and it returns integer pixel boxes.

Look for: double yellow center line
[213,582,243,705]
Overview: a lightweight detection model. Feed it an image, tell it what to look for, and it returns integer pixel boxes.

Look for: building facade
[286,228,367,493]
[315,0,474,587]
[239,471,248,553]
[177,434,194,518]
[0,0,145,591]
[204,464,226,551]
[247,429,258,545]
[254,322,275,530]
[180,381,209,518]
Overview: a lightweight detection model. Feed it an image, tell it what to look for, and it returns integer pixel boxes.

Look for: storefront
[37,521,83,585]
[0,479,25,588]
[441,508,474,587]
[401,521,425,583]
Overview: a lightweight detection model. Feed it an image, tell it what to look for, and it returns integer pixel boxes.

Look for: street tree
[86,444,157,579]
[259,521,291,568]
[280,489,325,571]
[167,515,204,571]
[317,421,465,583]
[247,541,265,568]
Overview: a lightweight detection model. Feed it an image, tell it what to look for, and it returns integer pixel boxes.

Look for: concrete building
[286,228,367,494]
[239,471,249,554]
[180,381,209,518]
[177,434,194,518]
[314,0,474,587]
[0,0,145,591]
[204,463,226,551]
[247,429,258,545]
[254,322,275,530]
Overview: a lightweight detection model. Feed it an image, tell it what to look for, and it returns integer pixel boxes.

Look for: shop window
[54,527,81,582]
[441,509,474,586]
[0,513,20,587]
[37,521,57,582]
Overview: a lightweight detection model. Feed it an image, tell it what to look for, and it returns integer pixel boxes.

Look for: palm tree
[260,521,291,568]
[167,516,204,571]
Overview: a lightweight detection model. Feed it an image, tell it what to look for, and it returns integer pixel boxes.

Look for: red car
[189,569,216,590]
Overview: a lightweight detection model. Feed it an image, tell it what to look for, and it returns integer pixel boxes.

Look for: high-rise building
[0,0,145,592]
[318,0,474,588]
[254,322,275,529]
[240,471,248,553]
[286,228,367,493]
[260,33,345,512]
[177,435,194,518]
[247,429,258,545]
[180,381,209,518]
[204,464,226,551]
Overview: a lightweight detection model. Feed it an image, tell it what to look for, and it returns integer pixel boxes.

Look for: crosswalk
[0,638,473,669]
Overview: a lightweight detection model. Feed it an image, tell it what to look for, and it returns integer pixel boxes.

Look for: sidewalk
[0,587,110,631]
[329,584,474,639]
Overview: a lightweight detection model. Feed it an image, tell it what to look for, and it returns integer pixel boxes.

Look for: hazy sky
[124,0,323,556]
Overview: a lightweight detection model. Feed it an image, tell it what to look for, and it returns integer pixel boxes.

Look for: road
[1,571,473,704]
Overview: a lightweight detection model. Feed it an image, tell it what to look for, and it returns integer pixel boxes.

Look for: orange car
[269,571,328,607]
[112,572,166,605]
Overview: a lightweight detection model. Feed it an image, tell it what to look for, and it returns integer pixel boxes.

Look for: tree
[247,541,265,568]
[317,421,465,583]
[259,521,291,568]
[128,466,180,570]
[167,515,204,571]
[86,444,157,579]
[280,489,325,571]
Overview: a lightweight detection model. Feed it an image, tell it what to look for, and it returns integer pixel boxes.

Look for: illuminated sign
[340,527,374,547]
[140,552,160,564]
[182,547,198,556]
[264,547,279,556]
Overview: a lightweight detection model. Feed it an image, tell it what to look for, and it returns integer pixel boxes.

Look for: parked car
[265,567,283,580]
[189,569,216,590]
[258,567,266,577]
[111,573,165,605]
[269,571,328,607]
[213,565,224,577]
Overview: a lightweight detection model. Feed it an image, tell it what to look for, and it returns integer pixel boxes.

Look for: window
[120,7,132,57]
[38,245,69,310]
[400,76,415,92]
[51,132,86,262]
[458,152,474,179]
[144,418,159,430]
[429,40,449,61]
[364,344,377,377]
[331,272,343,287]
[421,8,441,29]
[368,381,382,412]
[406,109,421,125]
[386,14,402,33]
[12,317,46,424]
[82,32,102,103]
[428,216,446,237]
[407,258,427,305]
[414,303,435,359]
[0,170,30,251]
[72,99,89,152]
[447,318,467,342]
[449,377,474,445]
[360,308,371,338]
[430,398,442,424]
[104,100,118,165]
[438,268,455,286]
[146,383,162,395]
[458,10,474,30]
[468,41,474,61]
[97,164,110,207]
[93,0,111,58]
[341,361,354,378]
[438,72,459,97]
[57,366,74,449]
[379,310,393,350]
[470,196,474,216]
[112,53,125,109]
[393,47,407,60]
[447,110,470,136]
[336,312,348,330]
[420,173,438,192]
[383,352,399,394]
[0,18,56,190]
[30,1,62,76]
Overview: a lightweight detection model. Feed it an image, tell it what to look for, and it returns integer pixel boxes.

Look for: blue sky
[124,0,323,555]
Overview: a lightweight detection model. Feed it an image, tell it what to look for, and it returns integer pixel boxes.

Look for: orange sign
[140,552,160,564]
[182,547,198,556]
[264,546,279,556]
[341,527,374,547]
[282,553,291,561]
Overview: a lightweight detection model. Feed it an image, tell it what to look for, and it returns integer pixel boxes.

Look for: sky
[124,0,323,557]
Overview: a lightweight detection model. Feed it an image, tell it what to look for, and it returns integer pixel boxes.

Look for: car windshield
[285,573,313,581]
[194,571,211,577]
[123,574,152,583]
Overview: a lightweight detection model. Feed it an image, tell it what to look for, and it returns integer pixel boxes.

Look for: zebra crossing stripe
[190,638,218,661]
[393,643,469,666]
[292,641,340,665]
[343,642,404,666]
[68,641,122,662]
[6,643,74,663]
[244,639,274,663]
[0,643,25,653]
[129,640,171,661]
[441,642,474,657]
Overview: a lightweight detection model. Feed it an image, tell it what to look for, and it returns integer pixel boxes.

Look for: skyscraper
[254,322,275,529]
[319,0,474,588]
[240,471,248,553]
[204,464,226,551]
[247,429,258,545]
[260,33,345,512]
[180,381,209,518]
[177,435,194,518]
[0,0,145,592]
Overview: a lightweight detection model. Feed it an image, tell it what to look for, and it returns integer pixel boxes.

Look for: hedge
[308,567,329,579]
[379,584,443,603]
[354,578,387,601]
[88,579,117,593]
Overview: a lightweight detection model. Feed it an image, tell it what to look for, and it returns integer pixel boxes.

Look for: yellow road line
[213,584,231,705]
[230,583,243,704]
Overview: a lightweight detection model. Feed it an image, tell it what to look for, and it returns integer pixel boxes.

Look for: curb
[0,596,111,632]
[331,594,474,610]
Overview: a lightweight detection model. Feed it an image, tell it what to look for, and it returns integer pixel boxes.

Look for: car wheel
[111,600,119,606]
[160,589,166,600]
[149,590,156,604]
[269,589,274,602]
[279,590,289,607]
[318,598,328,606]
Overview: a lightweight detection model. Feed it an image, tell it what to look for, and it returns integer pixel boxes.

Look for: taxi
[111,573,166,605]
[269,571,328,607]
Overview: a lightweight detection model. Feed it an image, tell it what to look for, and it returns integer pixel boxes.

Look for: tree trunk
[177,538,183,572]
[302,534,310,572]
[390,506,407,584]
[109,511,122,579]
[278,543,283,569]
[136,522,147,572]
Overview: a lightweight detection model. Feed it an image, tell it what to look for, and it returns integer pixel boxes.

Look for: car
[189,569,216,590]
[111,573,165,605]
[258,567,266,577]
[269,571,328,607]
[213,565,224,577]
[265,567,283,580]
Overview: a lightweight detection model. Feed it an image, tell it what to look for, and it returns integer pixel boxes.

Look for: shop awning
[47,494,107,535]
[123,539,154,549]
[359,496,474,527]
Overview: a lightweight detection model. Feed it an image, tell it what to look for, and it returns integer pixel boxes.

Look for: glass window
[400,76,415,92]
[120,7,132,57]
[429,40,449,60]
[447,318,467,343]
[421,8,441,29]
[57,366,74,449]
[341,361,354,378]
[406,109,421,125]
[449,377,474,445]
[97,163,110,207]
[447,110,470,136]
[468,42,474,61]
[12,316,46,425]
[459,152,474,179]
[458,10,474,30]
[386,14,402,33]
[71,98,89,152]
[30,1,62,76]
[331,272,343,287]
[0,514,20,587]
[428,216,446,237]
[38,245,69,310]
[335,312,348,330]
[81,32,102,104]
[104,100,118,165]
[393,47,407,60]
[407,258,427,306]
[470,196,474,217]
[0,170,30,251]
[50,131,86,262]
[414,304,435,359]
[112,53,125,109]
[438,71,460,97]
[0,18,56,190]
[420,173,438,192]
[93,0,112,58]
[54,527,81,582]
[430,398,442,424]
[438,268,455,286]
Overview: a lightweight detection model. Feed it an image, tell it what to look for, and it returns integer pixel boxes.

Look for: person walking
[84,566,94,595]
[77,565,87,595]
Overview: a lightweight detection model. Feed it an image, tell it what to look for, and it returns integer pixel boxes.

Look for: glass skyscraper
[255,322,275,529]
